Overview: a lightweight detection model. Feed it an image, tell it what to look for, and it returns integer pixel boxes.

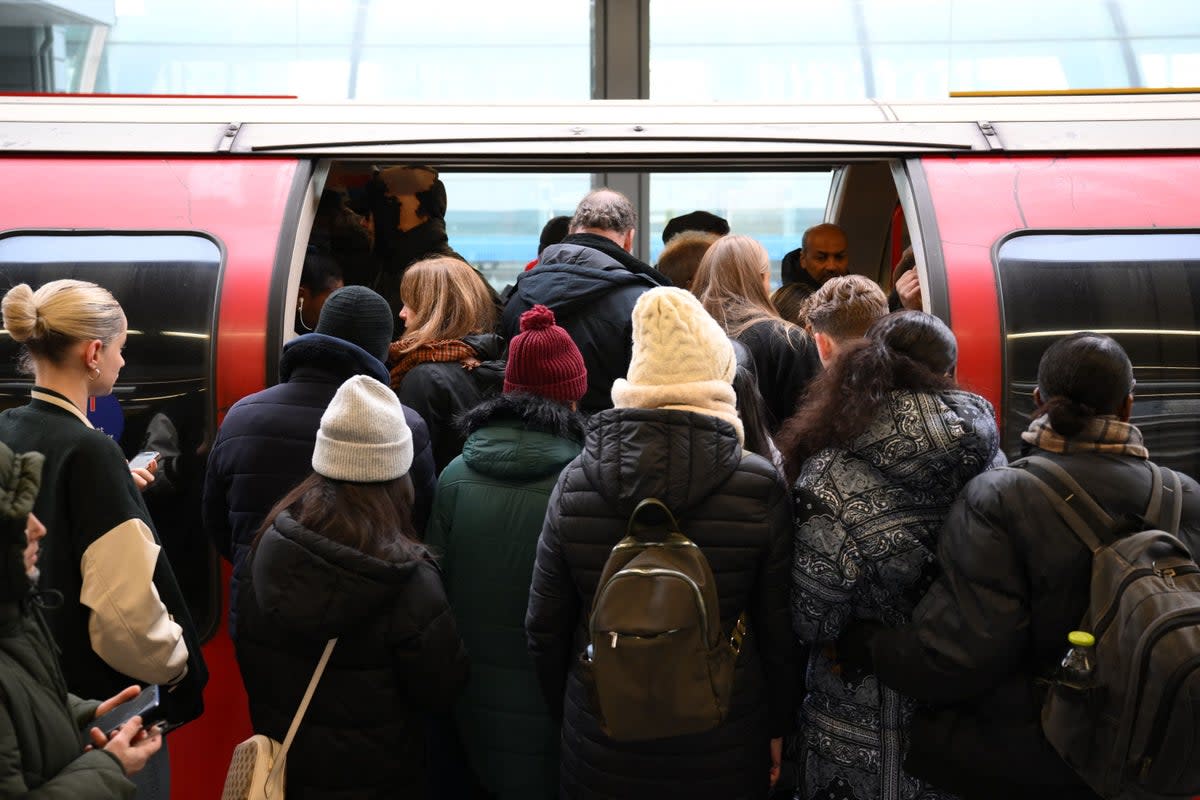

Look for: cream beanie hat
[612,287,744,443]
[313,375,414,482]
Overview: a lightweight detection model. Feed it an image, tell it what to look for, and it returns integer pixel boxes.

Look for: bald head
[570,188,638,252]
[800,223,849,285]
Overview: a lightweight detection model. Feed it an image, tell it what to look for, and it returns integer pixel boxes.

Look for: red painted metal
[0,155,299,800]
[920,154,1200,438]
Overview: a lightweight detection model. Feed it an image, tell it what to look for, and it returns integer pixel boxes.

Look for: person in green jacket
[427,304,587,800]
[0,440,162,798]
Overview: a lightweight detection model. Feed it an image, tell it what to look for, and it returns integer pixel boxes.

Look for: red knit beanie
[503,305,587,403]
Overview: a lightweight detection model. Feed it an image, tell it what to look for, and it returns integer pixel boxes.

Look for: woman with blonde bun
[690,234,821,433]
[0,280,207,799]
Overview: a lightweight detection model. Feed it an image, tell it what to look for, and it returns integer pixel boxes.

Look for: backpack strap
[1013,456,1111,554]
[1149,464,1184,536]
[626,498,683,543]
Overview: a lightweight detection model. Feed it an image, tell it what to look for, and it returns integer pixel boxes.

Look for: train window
[996,232,1200,479]
[0,232,223,641]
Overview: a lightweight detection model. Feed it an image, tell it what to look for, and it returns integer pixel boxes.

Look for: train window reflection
[996,232,1200,479]
[0,232,223,641]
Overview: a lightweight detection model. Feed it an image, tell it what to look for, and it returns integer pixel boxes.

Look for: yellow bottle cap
[1068,631,1095,648]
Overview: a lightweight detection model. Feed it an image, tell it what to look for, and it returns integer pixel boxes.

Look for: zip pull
[1156,567,1177,588]
[610,631,619,648]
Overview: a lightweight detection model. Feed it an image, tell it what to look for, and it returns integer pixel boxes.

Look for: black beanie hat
[315,286,395,363]
[662,210,730,244]
[0,441,43,601]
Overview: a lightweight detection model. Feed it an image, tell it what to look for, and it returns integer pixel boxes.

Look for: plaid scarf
[388,338,480,390]
[1020,413,1149,459]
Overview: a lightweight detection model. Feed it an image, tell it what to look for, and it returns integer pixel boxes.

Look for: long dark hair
[777,311,959,481]
[254,472,424,563]
[1033,332,1134,437]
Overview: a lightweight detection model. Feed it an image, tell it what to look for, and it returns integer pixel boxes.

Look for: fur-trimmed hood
[456,392,585,441]
[457,393,584,482]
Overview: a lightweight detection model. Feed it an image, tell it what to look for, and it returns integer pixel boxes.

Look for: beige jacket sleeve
[79,518,189,685]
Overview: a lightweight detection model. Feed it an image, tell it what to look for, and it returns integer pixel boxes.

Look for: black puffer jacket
[863,447,1200,800]
[502,234,670,412]
[395,332,506,473]
[235,511,469,800]
[203,333,435,636]
[735,319,821,432]
[526,408,796,800]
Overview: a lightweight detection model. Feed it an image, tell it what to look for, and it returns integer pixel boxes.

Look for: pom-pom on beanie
[611,287,744,443]
[503,305,588,404]
[313,375,413,482]
[315,286,395,363]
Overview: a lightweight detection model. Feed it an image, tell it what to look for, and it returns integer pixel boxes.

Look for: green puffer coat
[426,393,584,800]
[0,605,133,798]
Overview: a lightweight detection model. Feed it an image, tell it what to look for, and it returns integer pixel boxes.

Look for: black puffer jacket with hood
[234,511,469,800]
[502,234,670,412]
[526,408,795,800]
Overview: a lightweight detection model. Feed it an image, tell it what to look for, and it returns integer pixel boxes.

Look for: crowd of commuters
[0,184,1196,800]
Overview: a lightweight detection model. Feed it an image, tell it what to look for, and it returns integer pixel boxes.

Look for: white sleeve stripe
[79,518,189,685]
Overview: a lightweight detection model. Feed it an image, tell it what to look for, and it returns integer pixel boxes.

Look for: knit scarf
[1020,413,1149,459]
[388,339,480,390]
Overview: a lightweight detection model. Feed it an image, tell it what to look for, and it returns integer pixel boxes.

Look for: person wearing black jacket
[838,333,1200,800]
[526,288,795,799]
[203,286,436,637]
[236,375,468,799]
[502,188,671,412]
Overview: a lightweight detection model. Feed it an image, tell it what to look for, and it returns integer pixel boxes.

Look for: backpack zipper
[1136,652,1200,779]
[1122,610,1200,766]
[605,628,685,647]
[590,567,710,647]
[1094,565,1200,637]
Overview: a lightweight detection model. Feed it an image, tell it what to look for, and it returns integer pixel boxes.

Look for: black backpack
[1015,456,1200,799]
[581,498,746,742]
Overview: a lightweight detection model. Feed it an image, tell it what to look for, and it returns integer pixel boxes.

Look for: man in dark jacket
[838,333,1200,800]
[502,188,671,412]
[779,223,849,296]
[202,286,435,636]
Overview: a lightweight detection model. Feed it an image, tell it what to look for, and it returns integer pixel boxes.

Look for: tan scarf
[388,339,480,390]
[1020,413,1149,459]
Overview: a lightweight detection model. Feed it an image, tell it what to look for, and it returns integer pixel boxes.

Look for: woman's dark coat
[203,333,435,636]
[859,447,1200,800]
[235,511,469,800]
[396,332,506,473]
[426,393,584,800]
[526,408,796,800]
[735,319,821,433]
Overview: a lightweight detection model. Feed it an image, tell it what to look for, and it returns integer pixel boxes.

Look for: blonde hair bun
[1,284,41,343]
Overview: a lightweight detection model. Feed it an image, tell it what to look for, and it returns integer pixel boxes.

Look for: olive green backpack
[582,498,746,742]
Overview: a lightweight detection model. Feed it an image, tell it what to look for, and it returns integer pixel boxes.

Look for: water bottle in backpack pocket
[581,497,746,742]
[1018,457,1200,800]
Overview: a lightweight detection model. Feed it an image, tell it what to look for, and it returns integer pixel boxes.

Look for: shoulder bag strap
[1152,464,1184,536]
[1011,457,1111,554]
[269,638,337,777]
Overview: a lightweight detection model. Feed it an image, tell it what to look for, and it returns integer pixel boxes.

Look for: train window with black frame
[0,232,224,642]
[996,232,1200,479]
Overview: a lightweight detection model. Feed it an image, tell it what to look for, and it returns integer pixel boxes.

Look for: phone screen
[129,451,159,470]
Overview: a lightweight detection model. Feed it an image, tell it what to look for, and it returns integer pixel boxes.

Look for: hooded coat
[234,511,469,800]
[202,333,436,636]
[426,393,585,800]
[526,408,796,800]
[0,444,135,799]
[790,389,1000,800]
[501,234,670,412]
[394,332,506,473]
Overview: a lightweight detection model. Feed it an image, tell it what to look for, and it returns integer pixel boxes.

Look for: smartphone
[128,450,159,470]
[88,685,165,738]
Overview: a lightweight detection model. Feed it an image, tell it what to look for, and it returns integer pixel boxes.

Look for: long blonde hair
[692,235,795,340]
[1,280,125,370]
[396,257,496,353]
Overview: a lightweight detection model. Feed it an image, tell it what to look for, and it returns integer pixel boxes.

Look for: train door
[913,155,1200,475]
[0,155,307,800]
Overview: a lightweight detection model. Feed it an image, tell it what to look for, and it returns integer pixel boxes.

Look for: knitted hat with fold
[503,305,587,404]
[611,287,743,443]
[316,286,395,363]
[313,376,413,482]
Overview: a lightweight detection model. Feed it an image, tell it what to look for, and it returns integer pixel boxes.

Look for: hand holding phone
[89,685,165,739]
[128,451,159,471]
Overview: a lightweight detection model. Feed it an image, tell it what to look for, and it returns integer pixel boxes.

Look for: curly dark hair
[777,311,959,481]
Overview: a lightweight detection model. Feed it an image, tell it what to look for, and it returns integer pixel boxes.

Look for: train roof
[2,93,1198,165]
